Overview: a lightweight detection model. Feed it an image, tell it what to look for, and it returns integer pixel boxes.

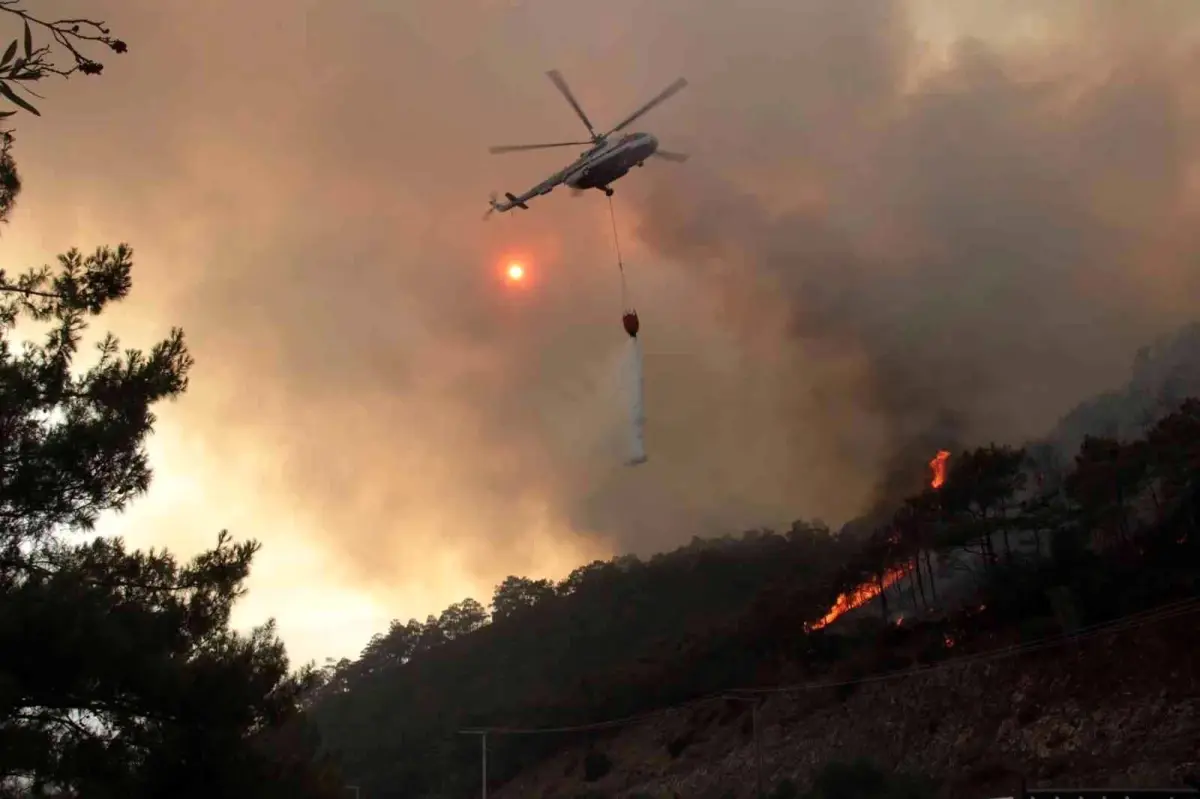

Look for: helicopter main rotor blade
[488,140,593,154]
[605,77,688,136]
[546,70,599,139]
[652,149,689,163]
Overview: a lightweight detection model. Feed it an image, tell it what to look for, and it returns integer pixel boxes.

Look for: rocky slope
[492,608,1198,799]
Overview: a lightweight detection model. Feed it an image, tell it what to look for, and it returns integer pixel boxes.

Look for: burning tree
[929,450,951,489]
[803,444,1034,631]
[934,444,1028,566]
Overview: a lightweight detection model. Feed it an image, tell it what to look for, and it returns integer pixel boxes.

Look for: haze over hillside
[307,327,1200,797]
[14,0,1200,668]
[6,2,1200,797]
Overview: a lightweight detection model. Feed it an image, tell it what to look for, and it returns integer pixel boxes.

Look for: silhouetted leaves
[491,575,557,622]
[0,5,130,119]
[0,82,36,116]
[0,119,337,797]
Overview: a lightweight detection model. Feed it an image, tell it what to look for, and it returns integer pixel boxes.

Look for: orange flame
[806,565,909,631]
[930,450,951,489]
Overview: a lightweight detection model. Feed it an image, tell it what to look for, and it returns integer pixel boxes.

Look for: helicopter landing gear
[603,186,614,197]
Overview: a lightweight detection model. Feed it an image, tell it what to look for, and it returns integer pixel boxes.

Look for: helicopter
[484,70,689,219]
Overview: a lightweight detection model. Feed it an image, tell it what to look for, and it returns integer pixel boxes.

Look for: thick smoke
[13,0,1200,659]
[628,1,1200,514]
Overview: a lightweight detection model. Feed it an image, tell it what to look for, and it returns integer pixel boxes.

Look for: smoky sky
[629,0,1200,510]
[9,0,1200,659]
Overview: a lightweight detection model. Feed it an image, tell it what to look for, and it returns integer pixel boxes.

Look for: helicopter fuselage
[486,71,687,216]
[564,132,659,192]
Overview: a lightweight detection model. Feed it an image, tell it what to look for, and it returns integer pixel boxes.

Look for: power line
[458,595,1200,736]
[459,694,727,736]
[730,595,1200,697]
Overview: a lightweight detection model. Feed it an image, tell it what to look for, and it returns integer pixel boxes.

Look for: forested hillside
[309,328,1200,799]
[1048,323,1200,454]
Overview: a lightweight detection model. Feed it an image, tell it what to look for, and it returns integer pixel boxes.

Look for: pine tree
[0,8,341,797]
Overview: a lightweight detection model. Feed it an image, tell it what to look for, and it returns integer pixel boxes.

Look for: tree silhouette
[491,575,556,622]
[1146,399,1200,532]
[937,445,1027,565]
[0,3,127,117]
[1064,436,1148,549]
[439,597,489,639]
[0,14,338,797]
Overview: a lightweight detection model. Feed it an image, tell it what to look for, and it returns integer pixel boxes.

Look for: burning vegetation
[806,449,953,632]
[315,396,1200,799]
[805,563,910,631]
[929,450,951,489]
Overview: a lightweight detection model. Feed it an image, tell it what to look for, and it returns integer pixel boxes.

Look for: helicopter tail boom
[483,191,530,219]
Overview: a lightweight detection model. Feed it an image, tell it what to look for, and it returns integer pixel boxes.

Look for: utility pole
[458,729,489,799]
[753,700,764,799]
[723,695,765,798]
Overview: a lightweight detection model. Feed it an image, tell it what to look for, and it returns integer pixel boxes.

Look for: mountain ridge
[308,322,1200,799]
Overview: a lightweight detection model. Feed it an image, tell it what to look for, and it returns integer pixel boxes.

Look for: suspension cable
[607,193,630,311]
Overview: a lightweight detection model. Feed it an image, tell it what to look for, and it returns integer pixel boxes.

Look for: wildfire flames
[805,451,952,633]
[806,564,910,631]
[929,450,951,489]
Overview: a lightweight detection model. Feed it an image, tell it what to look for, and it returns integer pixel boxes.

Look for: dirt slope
[492,610,1199,799]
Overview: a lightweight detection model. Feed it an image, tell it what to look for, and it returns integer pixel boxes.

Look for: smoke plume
[11,0,1200,659]
[628,0,1200,513]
